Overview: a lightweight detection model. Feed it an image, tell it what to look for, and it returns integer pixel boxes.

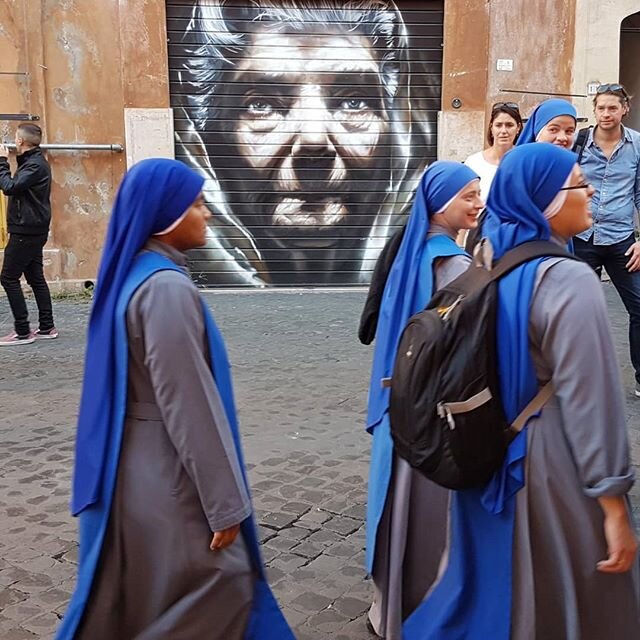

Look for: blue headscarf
[517,98,577,145]
[365,161,479,573]
[404,143,577,639]
[366,161,479,432]
[482,141,577,506]
[72,159,204,515]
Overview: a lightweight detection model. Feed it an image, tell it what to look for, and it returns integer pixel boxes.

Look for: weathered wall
[2,0,636,287]
[440,0,578,161]
[439,0,490,160]
[485,0,577,119]
[0,0,169,286]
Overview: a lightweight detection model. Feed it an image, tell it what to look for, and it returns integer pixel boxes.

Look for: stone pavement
[0,285,639,639]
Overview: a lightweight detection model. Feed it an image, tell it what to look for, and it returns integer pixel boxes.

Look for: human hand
[0,144,8,159]
[625,241,640,272]
[597,502,638,573]
[210,524,241,551]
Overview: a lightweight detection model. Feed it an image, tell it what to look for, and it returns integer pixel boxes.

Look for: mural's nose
[291,129,337,178]
[291,98,337,178]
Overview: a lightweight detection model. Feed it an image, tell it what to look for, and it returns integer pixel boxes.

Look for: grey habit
[368,225,472,639]
[77,240,256,640]
[370,244,640,639]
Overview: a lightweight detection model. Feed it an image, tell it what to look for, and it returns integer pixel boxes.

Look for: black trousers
[0,233,54,335]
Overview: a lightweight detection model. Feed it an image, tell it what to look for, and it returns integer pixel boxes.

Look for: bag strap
[510,381,554,433]
[572,126,592,164]
[489,241,576,282]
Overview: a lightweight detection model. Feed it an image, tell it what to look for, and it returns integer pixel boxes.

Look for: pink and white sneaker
[33,327,59,340]
[0,332,36,346]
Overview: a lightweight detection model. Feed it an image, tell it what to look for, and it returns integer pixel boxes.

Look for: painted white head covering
[434,179,479,215]
[543,174,571,219]
[152,210,190,235]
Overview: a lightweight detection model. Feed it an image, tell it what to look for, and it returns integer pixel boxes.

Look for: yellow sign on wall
[0,193,7,249]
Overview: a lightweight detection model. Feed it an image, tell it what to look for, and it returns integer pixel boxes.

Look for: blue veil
[72,158,204,515]
[517,98,577,146]
[404,144,577,639]
[366,161,479,572]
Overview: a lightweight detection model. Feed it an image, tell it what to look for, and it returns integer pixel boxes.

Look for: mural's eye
[340,98,369,111]
[247,100,274,116]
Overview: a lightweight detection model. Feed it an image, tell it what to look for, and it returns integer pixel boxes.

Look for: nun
[56,159,294,640]
[365,161,483,639]
[462,97,581,253]
[517,97,578,149]
[403,143,640,639]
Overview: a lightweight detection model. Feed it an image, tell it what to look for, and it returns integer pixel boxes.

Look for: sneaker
[33,327,59,340]
[0,332,36,346]
[635,382,640,398]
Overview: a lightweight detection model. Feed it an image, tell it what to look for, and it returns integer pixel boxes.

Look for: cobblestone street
[1,286,639,639]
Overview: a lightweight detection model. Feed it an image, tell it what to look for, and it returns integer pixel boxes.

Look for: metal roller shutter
[167,0,444,287]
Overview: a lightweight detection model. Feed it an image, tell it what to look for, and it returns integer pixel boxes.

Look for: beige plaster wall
[571,0,640,124]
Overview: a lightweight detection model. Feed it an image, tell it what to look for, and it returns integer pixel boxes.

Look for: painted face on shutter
[224,31,391,235]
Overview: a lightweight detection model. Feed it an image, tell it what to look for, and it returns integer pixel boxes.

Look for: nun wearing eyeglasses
[365,161,483,639]
[55,159,294,640]
[403,143,639,640]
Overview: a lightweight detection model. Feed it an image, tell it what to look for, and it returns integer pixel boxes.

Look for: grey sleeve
[132,271,251,531]
[530,260,634,497]
[434,254,472,290]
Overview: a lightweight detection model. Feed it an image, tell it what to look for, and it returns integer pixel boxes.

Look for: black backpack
[388,241,577,490]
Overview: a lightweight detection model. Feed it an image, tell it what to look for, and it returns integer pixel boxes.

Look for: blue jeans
[574,233,640,384]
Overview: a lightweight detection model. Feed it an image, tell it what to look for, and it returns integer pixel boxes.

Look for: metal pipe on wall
[2,143,124,152]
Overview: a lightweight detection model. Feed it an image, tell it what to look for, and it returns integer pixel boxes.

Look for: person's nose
[291,93,337,177]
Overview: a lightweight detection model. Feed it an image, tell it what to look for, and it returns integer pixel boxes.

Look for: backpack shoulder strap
[489,241,577,282]
[510,381,554,433]
[572,126,592,164]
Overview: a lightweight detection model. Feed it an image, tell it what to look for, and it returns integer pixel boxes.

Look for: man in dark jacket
[0,123,56,345]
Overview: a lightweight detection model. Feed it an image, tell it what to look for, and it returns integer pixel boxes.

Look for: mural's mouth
[272,197,348,227]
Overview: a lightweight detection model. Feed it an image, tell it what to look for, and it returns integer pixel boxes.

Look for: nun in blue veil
[403,143,639,639]
[365,161,483,639]
[56,159,294,640]
[517,97,578,148]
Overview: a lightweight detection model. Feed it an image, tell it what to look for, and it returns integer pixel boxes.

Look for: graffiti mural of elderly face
[170,0,442,286]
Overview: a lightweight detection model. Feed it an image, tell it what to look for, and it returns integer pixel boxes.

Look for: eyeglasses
[492,102,520,111]
[559,183,590,191]
[596,83,628,98]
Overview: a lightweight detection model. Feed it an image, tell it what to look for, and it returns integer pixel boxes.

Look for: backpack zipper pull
[437,402,456,430]
[440,295,464,321]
